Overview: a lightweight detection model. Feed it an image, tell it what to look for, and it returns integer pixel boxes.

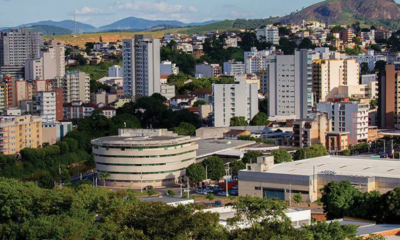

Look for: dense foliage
[250,112,270,126]
[161,41,196,75]
[270,149,292,164]
[321,180,400,224]
[293,145,329,161]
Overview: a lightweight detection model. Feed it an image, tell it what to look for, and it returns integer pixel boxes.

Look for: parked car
[143,185,153,191]
[229,190,238,196]
[213,187,224,192]
[196,189,207,195]
[217,191,228,196]
[214,200,222,207]
[182,189,191,193]
[232,186,238,190]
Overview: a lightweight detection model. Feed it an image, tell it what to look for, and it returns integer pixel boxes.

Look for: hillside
[99,17,216,31]
[178,20,235,34]
[18,20,96,33]
[279,0,400,28]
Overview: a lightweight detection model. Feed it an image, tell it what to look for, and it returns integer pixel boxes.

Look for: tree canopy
[250,112,270,126]
[230,116,248,126]
[202,156,226,181]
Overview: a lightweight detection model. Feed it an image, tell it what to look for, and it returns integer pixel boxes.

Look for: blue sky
[2,0,400,27]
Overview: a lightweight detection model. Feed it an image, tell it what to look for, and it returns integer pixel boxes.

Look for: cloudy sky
[2,0,400,27]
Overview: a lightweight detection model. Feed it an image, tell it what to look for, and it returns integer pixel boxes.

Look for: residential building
[0,115,42,155]
[91,129,199,187]
[347,50,386,72]
[224,130,251,140]
[265,49,317,121]
[312,59,360,102]
[212,76,258,127]
[244,47,275,74]
[63,101,116,120]
[361,74,377,84]
[223,60,245,75]
[292,112,332,148]
[56,71,90,103]
[42,121,72,145]
[188,88,212,104]
[325,131,350,153]
[123,35,161,100]
[160,61,179,75]
[317,101,369,145]
[239,155,400,202]
[90,90,117,105]
[0,83,7,112]
[339,29,353,43]
[378,64,400,129]
[195,63,222,78]
[109,98,132,108]
[160,84,175,100]
[256,27,279,45]
[170,95,196,109]
[33,90,63,122]
[108,65,122,77]
[0,29,44,68]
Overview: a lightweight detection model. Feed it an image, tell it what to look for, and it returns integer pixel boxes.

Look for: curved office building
[91,129,199,187]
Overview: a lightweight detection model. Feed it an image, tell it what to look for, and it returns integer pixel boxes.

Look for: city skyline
[0,0,351,27]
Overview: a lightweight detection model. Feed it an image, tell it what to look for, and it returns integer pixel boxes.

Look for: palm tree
[99,172,110,187]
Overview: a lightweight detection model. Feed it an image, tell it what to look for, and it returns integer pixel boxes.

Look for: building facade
[256,27,279,45]
[33,90,63,122]
[212,76,258,127]
[160,61,179,75]
[195,63,222,78]
[317,101,369,145]
[0,115,42,155]
[223,60,245,75]
[123,35,161,100]
[325,132,350,153]
[378,65,400,129]
[292,112,332,148]
[108,65,122,78]
[91,129,199,187]
[56,71,90,103]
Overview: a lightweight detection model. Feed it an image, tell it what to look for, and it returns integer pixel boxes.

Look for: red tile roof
[170,95,195,100]
[189,88,212,96]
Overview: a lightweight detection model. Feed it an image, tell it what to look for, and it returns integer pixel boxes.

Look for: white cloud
[112,1,198,14]
[75,6,113,15]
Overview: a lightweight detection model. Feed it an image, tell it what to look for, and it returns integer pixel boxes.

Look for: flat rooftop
[140,197,193,204]
[242,155,400,179]
[196,139,256,159]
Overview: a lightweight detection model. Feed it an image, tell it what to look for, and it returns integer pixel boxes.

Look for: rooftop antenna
[73,11,77,37]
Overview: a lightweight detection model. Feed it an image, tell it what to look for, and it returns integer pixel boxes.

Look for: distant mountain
[17,20,96,33]
[99,17,217,31]
[278,0,400,26]
[0,25,72,35]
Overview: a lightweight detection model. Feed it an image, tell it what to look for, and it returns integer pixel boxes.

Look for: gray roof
[196,139,256,159]
[140,197,194,204]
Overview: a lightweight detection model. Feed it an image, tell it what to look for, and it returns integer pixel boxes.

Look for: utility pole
[187,177,190,199]
[384,140,386,158]
[205,165,208,180]
[289,183,292,207]
[226,163,230,197]
[391,140,394,159]
[180,183,182,198]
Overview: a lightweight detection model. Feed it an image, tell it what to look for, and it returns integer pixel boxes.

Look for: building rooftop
[242,156,400,179]
[189,88,212,95]
[326,131,350,135]
[92,135,197,147]
[196,139,256,159]
[140,197,194,206]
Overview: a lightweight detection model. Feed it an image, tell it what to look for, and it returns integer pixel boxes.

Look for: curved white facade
[92,129,199,187]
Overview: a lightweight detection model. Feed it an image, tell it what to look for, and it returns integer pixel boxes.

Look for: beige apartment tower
[56,71,90,103]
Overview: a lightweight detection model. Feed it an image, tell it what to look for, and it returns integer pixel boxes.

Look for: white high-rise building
[223,60,245,75]
[34,91,57,122]
[263,49,318,121]
[244,47,275,74]
[0,29,44,67]
[123,35,161,100]
[108,65,122,77]
[317,102,369,145]
[256,27,279,45]
[56,71,90,103]
[212,76,258,127]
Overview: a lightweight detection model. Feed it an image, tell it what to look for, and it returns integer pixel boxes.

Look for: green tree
[304,220,359,240]
[242,151,263,164]
[360,62,370,75]
[299,38,315,49]
[331,25,346,32]
[38,172,55,189]
[293,192,302,203]
[230,116,248,126]
[250,112,270,126]
[342,149,351,156]
[370,99,377,109]
[186,163,206,183]
[321,180,362,219]
[147,188,157,197]
[206,193,215,201]
[60,169,71,184]
[353,37,361,45]
[76,54,86,65]
[167,189,176,197]
[259,99,268,115]
[99,172,110,187]
[270,149,292,164]
[231,160,246,175]
[193,100,206,107]
[374,60,387,73]
[172,122,196,136]
[202,157,225,181]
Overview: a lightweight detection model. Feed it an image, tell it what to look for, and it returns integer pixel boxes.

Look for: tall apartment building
[317,101,369,145]
[160,61,179,75]
[0,29,44,66]
[33,89,63,122]
[347,49,386,72]
[24,40,65,81]
[123,35,161,100]
[0,29,44,78]
[378,65,400,129]
[264,49,318,121]
[0,83,7,112]
[244,47,275,74]
[0,115,42,155]
[339,29,353,43]
[223,60,245,75]
[212,76,258,127]
[256,27,279,45]
[292,112,332,148]
[312,59,360,102]
[195,63,222,78]
[56,71,90,103]
[108,65,122,77]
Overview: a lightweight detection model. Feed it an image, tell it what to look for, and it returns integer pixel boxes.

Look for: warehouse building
[239,155,400,202]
